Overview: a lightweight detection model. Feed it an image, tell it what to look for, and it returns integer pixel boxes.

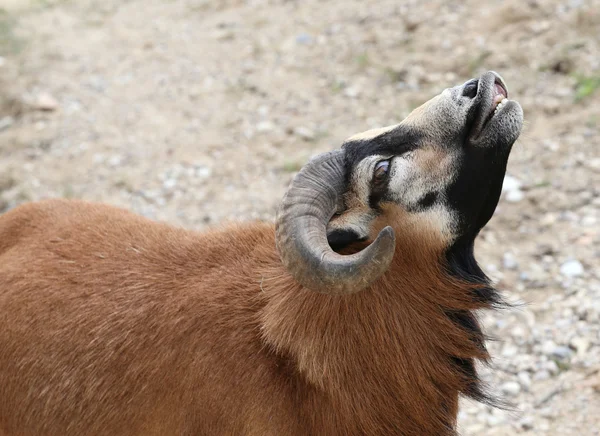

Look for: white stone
[560,259,584,277]
[502,175,522,192]
[501,381,521,396]
[294,126,315,140]
[533,370,550,381]
[518,371,532,389]
[0,116,14,131]
[256,121,275,132]
[344,86,361,98]
[196,167,212,178]
[519,416,535,430]
[502,343,519,357]
[34,92,59,111]
[545,360,559,375]
[569,337,590,355]
[503,252,518,270]
[505,189,524,202]
[163,178,177,190]
[486,413,505,426]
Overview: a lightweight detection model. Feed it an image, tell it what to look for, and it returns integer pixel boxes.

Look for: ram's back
[0,199,294,436]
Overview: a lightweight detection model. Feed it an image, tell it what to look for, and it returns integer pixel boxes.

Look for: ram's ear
[326,207,373,252]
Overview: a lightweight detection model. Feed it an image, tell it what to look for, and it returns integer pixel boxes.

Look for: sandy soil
[1,0,599,434]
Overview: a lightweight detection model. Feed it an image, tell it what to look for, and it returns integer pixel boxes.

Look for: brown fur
[0,199,491,435]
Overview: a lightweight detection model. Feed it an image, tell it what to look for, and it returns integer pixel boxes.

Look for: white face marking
[386,147,457,208]
[330,146,460,244]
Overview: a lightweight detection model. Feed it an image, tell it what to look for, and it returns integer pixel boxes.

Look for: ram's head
[276,71,523,294]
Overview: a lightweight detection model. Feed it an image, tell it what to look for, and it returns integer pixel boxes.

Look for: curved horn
[275,149,396,295]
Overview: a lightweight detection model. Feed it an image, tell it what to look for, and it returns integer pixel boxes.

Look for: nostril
[462,79,479,99]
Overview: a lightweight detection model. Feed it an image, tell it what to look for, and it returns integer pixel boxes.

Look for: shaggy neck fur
[260,220,496,435]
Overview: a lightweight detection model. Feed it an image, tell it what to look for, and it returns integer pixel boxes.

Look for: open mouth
[469,73,511,141]
[490,82,508,118]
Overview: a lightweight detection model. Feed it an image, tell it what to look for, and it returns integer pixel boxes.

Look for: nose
[461,78,479,99]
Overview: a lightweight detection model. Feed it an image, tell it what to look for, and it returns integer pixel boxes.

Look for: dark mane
[445,236,506,407]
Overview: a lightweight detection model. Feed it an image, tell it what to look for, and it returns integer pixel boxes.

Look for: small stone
[502,175,522,192]
[502,175,524,202]
[539,407,556,419]
[503,252,518,270]
[295,33,313,45]
[0,116,14,131]
[534,370,551,381]
[486,413,505,426]
[195,166,212,179]
[560,259,584,277]
[108,155,122,167]
[465,424,486,433]
[542,340,558,355]
[293,126,315,141]
[501,381,521,396]
[569,337,590,355]
[502,343,519,357]
[163,178,177,190]
[518,371,532,390]
[34,92,59,111]
[581,215,597,226]
[519,416,535,430]
[256,121,275,133]
[505,189,524,202]
[545,360,559,375]
[344,86,361,98]
[588,158,600,171]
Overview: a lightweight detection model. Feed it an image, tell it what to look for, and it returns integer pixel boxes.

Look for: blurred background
[0,0,599,434]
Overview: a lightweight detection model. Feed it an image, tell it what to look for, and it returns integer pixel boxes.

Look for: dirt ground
[1,0,599,434]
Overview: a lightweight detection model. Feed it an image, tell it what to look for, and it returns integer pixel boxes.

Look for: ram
[0,71,522,436]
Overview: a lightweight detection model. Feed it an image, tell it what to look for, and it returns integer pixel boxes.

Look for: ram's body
[0,199,477,436]
[0,71,524,436]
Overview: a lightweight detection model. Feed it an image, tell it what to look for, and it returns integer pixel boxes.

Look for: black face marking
[445,144,510,241]
[417,192,438,209]
[342,125,420,170]
[327,228,367,252]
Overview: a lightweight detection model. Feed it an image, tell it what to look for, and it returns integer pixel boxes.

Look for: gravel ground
[1,0,599,434]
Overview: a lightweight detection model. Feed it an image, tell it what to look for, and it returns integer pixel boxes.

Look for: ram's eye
[373,160,390,184]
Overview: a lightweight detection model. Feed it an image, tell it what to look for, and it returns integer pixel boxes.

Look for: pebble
[502,175,524,202]
[503,252,518,270]
[551,346,572,360]
[295,33,313,45]
[519,416,535,430]
[569,337,590,355]
[518,371,532,390]
[545,360,560,375]
[0,116,14,131]
[533,369,551,381]
[293,126,315,141]
[505,189,525,202]
[33,92,59,111]
[502,174,522,192]
[256,121,275,133]
[560,259,584,277]
[502,343,519,357]
[344,86,361,98]
[501,381,521,396]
